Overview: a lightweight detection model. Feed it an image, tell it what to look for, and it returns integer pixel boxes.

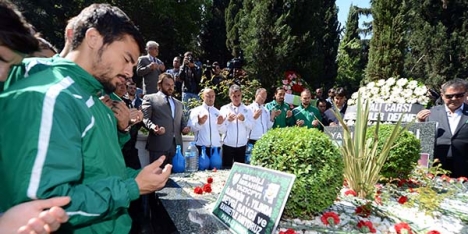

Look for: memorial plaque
[212,163,295,234]
[324,122,436,161]
[344,103,425,123]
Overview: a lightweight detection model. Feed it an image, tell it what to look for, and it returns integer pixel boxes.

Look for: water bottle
[245,143,253,164]
[185,142,199,172]
[172,145,185,173]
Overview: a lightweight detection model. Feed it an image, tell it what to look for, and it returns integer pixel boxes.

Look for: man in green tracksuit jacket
[0,4,171,233]
[291,89,322,129]
[265,87,293,128]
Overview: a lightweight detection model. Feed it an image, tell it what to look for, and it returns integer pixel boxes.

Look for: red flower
[320,212,340,226]
[291,84,304,93]
[212,168,217,172]
[458,177,468,182]
[394,222,412,234]
[357,220,376,233]
[355,204,372,218]
[344,189,357,196]
[398,196,408,204]
[374,195,382,205]
[279,229,296,234]
[408,187,417,193]
[441,174,450,181]
[203,183,212,193]
[207,177,213,184]
[194,186,203,194]
[427,231,441,234]
[397,179,407,187]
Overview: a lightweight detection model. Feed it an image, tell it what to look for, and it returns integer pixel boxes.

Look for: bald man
[189,88,226,157]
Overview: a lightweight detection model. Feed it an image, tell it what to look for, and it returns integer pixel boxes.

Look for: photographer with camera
[179,51,202,103]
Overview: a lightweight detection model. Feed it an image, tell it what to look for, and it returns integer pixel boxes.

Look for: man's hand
[286,110,293,118]
[312,119,319,127]
[198,114,208,125]
[135,156,172,194]
[149,62,157,70]
[153,125,166,135]
[158,63,165,71]
[227,113,236,122]
[416,109,431,122]
[99,95,113,108]
[253,109,262,119]
[129,108,143,125]
[112,101,131,131]
[217,115,225,125]
[182,126,191,135]
[237,113,245,121]
[296,119,304,127]
[272,109,281,118]
[0,197,70,234]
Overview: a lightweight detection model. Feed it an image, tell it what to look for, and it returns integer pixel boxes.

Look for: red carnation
[355,205,371,218]
[320,212,340,226]
[397,179,407,187]
[291,84,303,93]
[395,222,412,234]
[279,229,296,234]
[357,220,376,233]
[398,196,408,204]
[207,177,213,184]
[194,186,203,194]
[203,183,212,193]
[344,189,357,196]
[427,231,441,234]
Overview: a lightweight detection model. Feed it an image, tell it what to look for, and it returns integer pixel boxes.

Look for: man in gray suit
[417,78,468,177]
[137,41,165,94]
[142,73,190,167]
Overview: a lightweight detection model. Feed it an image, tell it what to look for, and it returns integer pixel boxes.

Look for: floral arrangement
[282,71,307,95]
[347,77,429,106]
[275,162,468,233]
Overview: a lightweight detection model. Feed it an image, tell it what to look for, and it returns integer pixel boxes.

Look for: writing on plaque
[344,103,425,122]
[212,163,295,234]
[324,122,436,161]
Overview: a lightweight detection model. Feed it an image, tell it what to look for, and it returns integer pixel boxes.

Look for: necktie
[166,96,174,118]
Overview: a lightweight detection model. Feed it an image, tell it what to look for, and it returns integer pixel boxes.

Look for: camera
[185,55,194,65]
[227,58,242,69]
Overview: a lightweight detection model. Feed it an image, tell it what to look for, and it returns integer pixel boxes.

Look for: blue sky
[336,0,371,28]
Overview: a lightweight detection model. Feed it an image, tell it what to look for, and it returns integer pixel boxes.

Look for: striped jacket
[0,57,139,233]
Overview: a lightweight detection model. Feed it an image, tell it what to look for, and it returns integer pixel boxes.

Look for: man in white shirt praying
[247,88,274,145]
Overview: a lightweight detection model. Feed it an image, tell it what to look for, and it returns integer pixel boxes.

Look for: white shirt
[189,103,226,147]
[445,104,464,135]
[247,102,273,140]
[219,103,254,147]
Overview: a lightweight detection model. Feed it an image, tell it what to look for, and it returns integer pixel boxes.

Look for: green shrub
[251,127,344,219]
[366,124,421,179]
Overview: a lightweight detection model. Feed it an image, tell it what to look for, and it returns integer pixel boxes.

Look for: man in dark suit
[418,78,468,177]
[142,73,190,167]
[136,41,165,94]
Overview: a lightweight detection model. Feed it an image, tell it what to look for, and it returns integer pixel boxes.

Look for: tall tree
[404,0,468,86]
[239,0,339,91]
[225,0,243,58]
[336,5,370,92]
[365,0,407,81]
[199,0,231,67]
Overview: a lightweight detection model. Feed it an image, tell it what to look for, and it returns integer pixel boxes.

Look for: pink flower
[282,79,289,84]
[344,189,357,196]
[394,222,412,234]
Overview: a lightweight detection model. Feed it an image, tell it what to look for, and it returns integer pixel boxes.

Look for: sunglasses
[444,92,465,99]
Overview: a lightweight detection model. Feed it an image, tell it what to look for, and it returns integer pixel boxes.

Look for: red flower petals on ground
[344,189,357,196]
[398,196,408,204]
[207,177,213,184]
[321,212,340,226]
[279,228,296,234]
[395,222,413,234]
[357,220,376,233]
[203,183,212,193]
[355,205,372,218]
[426,231,441,234]
[194,186,203,194]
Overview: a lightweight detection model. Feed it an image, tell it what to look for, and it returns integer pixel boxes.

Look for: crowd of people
[1,0,468,233]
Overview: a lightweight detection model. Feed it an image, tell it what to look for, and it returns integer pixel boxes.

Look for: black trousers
[248,139,257,145]
[222,144,246,169]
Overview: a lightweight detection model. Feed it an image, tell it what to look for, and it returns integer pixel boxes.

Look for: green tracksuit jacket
[1,56,130,147]
[0,57,140,233]
[291,104,322,129]
[265,100,293,128]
